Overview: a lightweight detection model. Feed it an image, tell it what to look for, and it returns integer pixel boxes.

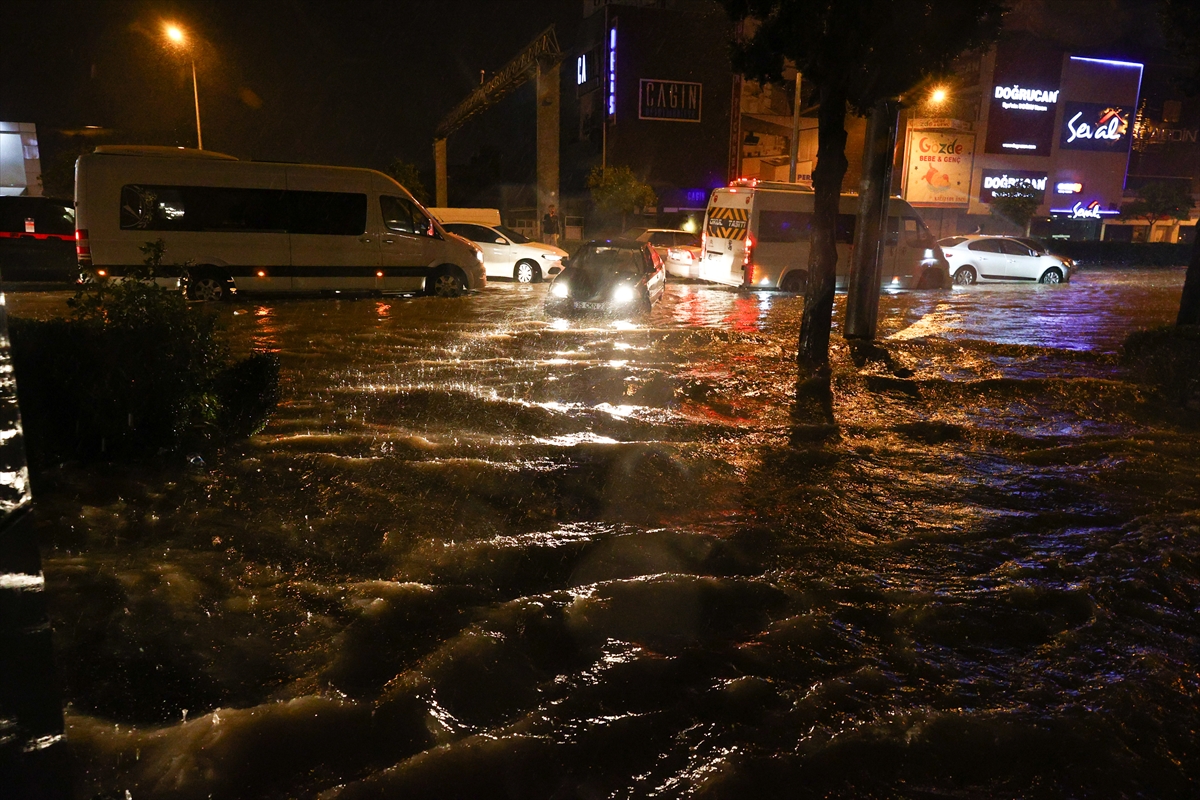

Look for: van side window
[381,195,435,237]
[288,191,366,236]
[758,210,813,243]
[119,185,360,235]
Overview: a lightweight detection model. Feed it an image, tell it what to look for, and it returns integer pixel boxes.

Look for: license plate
[573,301,605,310]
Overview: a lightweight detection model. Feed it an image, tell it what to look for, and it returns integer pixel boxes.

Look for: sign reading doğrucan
[1059,102,1132,151]
[903,130,976,207]
[639,79,702,122]
[979,169,1047,203]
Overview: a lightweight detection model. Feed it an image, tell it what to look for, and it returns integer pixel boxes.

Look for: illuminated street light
[164,22,203,149]
[930,87,948,104]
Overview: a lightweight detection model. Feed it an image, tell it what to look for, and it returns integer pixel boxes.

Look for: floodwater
[11,268,1200,799]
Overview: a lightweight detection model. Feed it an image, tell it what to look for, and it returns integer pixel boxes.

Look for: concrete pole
[844,98,901,340]
[536,59,560,242]
[788,72,802,182]
[434,138,448,208]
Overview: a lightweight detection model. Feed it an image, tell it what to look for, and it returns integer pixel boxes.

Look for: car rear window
[938,237,967,247]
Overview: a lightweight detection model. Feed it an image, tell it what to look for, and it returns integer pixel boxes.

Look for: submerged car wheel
[427,268,466,298]
[514,260,540,284]
[1040,268,1063,285]
[953,266,977,286]
[780,270,808,294]
[187,276,228,302]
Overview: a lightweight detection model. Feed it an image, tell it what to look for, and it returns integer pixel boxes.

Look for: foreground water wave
[12,269,1199,798]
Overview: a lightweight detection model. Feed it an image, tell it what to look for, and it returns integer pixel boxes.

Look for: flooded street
[12,268,1200,799]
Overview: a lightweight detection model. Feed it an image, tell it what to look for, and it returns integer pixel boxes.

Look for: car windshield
[495,225,530,244]
[621,228,648,241]
[573,245,643,276]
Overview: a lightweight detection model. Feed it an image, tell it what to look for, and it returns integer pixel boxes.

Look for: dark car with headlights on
[0,196,77,282]
[545,238,666,316]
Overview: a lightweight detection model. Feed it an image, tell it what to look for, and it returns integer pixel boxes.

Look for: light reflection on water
[6,268,1199,799]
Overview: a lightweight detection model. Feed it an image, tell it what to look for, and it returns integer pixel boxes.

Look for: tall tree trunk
[845,98,900,340]
[798,81,849,369]
[1178,234,1200,326]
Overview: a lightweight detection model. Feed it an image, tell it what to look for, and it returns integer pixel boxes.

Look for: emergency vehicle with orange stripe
[700,180,950,292]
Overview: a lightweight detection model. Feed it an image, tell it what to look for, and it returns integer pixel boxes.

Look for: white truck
[700,181,950,292]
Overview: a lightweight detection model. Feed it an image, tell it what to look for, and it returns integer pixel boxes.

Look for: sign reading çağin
[639,79,702,122]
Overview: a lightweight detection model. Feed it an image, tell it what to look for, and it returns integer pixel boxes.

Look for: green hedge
[1053,242,1192,267]
[8,239,279,464]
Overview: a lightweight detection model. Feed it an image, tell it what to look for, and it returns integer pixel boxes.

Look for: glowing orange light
[257,270,266,277]
[376,271,384,278]
[96,269,107,276]
[166,24,185,44]
[930,87,948,104]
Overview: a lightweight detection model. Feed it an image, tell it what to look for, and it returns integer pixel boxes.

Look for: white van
[700,181,949,291]
[432,207,567,283]
[75,146,485,300]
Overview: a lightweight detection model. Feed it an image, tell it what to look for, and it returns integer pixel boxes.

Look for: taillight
[742,233,755,285]
[75,229,91,265]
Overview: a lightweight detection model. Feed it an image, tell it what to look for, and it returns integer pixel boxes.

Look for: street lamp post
[166,24,203,150]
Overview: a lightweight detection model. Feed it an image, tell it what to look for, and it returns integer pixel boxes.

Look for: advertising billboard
[903,129,975,207]
[638,79,702,122]
[983,41,1063,157]
[979,168,1047,204]
[1060,101,1134,152]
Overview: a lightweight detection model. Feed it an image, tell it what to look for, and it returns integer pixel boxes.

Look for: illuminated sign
[979,169,1047,203]
[1051,200,1119,219]
[992,84,1060,111]
[608,27,617,117]
[1060,102,1132,151]
[903,130,975,207]
[984,42,1062,157]
[576,55,587,85]
[638,79,701,122]
[1056,182,1083,194]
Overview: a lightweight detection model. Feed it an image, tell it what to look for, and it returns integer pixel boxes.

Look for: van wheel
[1040,268,1063,284]
[187,276,229,302]
[953,266,977,286]
[427,267,466,298]
[514,260,541,284]
[780,270,808,294]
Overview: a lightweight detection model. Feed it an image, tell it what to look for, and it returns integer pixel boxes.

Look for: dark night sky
[0,0,584,182]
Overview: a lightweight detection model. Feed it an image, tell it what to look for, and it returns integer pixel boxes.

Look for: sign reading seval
[638,80,702,122]
[1060,101,1132,152]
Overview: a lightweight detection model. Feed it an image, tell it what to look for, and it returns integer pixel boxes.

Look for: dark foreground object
[1053,241,1193,267]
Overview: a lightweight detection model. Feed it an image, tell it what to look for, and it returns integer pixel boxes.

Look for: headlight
[541,253,563,261]
[474,247,484,263]
[551,281,569,298]
[612,284,636,304]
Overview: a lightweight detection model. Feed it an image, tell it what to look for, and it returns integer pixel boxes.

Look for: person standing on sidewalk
[542,205,562,247]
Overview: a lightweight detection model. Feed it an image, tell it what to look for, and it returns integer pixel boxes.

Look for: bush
[9,240,279,464]
[1122,325,1200,409]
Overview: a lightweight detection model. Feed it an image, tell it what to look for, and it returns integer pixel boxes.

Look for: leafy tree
[1119,181,1194,231]
[384,159,430,205]
[989,184,1043,235]
[720,0,1005,382]
[587,165,658,231]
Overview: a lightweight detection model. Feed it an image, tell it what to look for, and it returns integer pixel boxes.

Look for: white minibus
[75,146,485,300]
[700,181,949,292]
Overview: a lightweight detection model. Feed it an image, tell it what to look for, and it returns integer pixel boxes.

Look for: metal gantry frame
[433,25,564,217]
